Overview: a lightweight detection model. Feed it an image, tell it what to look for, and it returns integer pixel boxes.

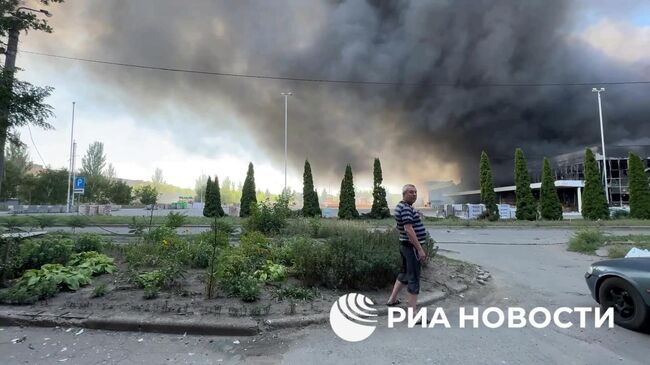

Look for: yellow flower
[162,239,169,247]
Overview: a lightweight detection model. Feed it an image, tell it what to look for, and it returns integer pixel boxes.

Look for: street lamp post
[281,92,292,192]
[592,87,609,205]
[66,102,76,212]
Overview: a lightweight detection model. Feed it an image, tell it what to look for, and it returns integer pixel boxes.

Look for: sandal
[386,299,401,306]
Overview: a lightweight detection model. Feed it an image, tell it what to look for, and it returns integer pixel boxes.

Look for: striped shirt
[395,201,427,244]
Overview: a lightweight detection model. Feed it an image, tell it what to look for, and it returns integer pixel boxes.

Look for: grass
[568,229,607,254]
[0,214,241,227]
[567,229,650,258]
[604,234,650,258]
[2,213,649,230]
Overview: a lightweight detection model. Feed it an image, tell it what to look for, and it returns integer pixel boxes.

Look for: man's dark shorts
[397,243,421,295]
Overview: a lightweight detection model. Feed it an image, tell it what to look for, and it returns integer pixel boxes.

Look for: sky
[11,0,650,196]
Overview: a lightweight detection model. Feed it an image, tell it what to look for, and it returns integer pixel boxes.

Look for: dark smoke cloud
[27,0,650,189]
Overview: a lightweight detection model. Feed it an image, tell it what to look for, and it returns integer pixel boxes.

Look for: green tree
[0,138,30,200]
[134,185,158,229]
[0,0,63,198]
[239,162,257,217]
[152,167,164,186]
[203,176,214,217]
[80,175,110,204]
[479,151,499,220]
[338,164,359,219]
[628,152,650,219]
[539,157,562,220]
[369,158,390,219]
[204,176,225,217]
[582,149,609,220]
[194,174,208,202]
[212,176,225,216]
[80,141,106,178]
[108,180,132,205]
[514,148,537,220]
[302,160,321,217]
[105,163,116,181]
[29,168,68,204]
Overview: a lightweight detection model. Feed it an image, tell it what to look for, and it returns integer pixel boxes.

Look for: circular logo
[329,293,378,342]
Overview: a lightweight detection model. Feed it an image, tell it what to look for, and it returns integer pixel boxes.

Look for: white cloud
[578,20,650,63]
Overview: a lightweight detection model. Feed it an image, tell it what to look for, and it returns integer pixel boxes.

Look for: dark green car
[585,257,650,331]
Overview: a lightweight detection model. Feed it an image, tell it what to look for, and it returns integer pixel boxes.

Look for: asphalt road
[2,228,649,364]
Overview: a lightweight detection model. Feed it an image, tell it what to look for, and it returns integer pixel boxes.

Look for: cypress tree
[338,164,359,219]
[514,148,537,220]
[628,152,650,219]
[239,162,257,217]
[582,149,609,220]
[479,151,499,220]
[302,160,321,217]
[213,175,225,217]
[540,157,562,220]
[370,158,390,219]
[202,176,215,217]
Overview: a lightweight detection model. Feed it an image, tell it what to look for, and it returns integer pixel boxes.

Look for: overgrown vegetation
[568,229,607,254]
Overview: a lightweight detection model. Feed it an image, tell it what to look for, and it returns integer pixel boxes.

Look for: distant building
[425,180,458,206]
[435,145,650,213]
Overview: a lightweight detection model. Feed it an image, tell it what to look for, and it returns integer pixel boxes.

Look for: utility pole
[71,141,77,210]
[281,92,292,192]
[66,102,76,212]
[592,88,609,205]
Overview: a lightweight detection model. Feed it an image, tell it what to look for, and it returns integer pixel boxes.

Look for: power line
[26,124,47,167]
[19,49,650,88]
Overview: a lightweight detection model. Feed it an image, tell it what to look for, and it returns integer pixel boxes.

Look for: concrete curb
[0,287,470,336]
[264,289,454,330]
[0,311,258,336]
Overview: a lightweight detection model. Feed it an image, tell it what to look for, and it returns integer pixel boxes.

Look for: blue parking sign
[74,176,85,193]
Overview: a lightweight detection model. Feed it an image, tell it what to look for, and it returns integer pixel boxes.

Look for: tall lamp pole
[66,102,76,212]
[592,87,609,205]
[281,92,292,192]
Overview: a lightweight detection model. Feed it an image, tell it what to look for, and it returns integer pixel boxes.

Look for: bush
[0,274,58,304]
[126,227,189,269]
[283,228,401,289]
[245,196,290,234]
[92,283,108,298]
[128,217,147,236]
[135,265,184,290]
[227,273,261,302]
[324,230,399,289]
[164,211,187,229]
[273,286,318,301]
[31,215,57,229]
[67,216,89,232]
[74,234,106,253]
[211,220,235,236]
[19,236,75,270]
[284,218,370,239]
[253,260,288,282]
[1,216,29,230]
[281,236,329,285]
[67,251,116,275]
[610,209,630,220]
[568,229,607,253]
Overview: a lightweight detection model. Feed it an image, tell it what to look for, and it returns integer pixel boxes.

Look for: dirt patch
[3,254,479,321]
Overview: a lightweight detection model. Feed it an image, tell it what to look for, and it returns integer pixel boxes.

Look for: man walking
[387,184,428,311]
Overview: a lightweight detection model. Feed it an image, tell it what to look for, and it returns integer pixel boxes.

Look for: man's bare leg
[407,292,418,310]
[387,280,404,304]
